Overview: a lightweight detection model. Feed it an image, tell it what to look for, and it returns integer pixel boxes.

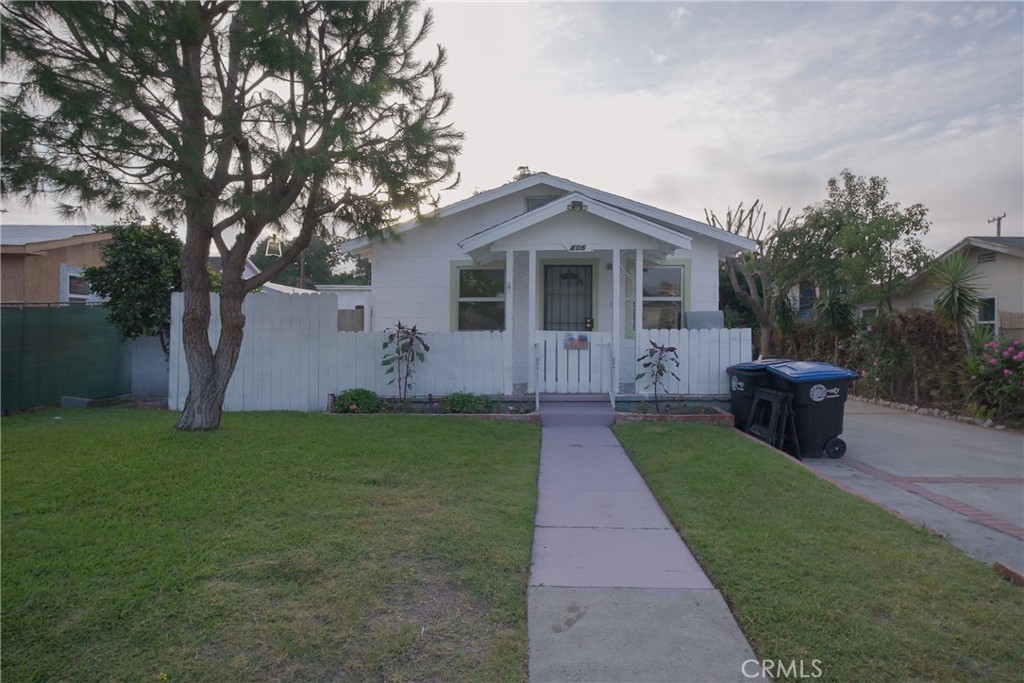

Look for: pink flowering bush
[964,339,1024,423]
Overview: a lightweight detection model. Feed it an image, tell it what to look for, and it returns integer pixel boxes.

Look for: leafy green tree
[2,2,461,430]
[931,251,984,345]
[83,219,182,357]
[251,234,369,288]
[776,170,932,309]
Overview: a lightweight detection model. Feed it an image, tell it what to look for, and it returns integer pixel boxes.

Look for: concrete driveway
[802,399,1024,577]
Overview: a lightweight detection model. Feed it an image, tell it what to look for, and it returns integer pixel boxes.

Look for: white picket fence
[635,328,751,395]
[168,292,511,412]
[168,292,751,411]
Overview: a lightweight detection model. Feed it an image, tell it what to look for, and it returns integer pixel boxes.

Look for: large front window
[642,266,683,329]
[457,268,505,331]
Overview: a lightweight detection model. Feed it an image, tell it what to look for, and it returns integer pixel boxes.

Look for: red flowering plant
[963,338,1024,425]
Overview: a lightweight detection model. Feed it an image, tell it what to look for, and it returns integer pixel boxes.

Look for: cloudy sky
[4,2,1021,256]
[424,1,1023,253]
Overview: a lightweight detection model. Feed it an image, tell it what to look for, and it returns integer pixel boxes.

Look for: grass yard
[615,423,1024,683]
[2,410,540,682]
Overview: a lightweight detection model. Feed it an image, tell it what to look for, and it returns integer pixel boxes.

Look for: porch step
[538,393,609,403]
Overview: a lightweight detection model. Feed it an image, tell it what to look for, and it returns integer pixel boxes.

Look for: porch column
[634,248,644,346]
[504,250,514,394]
[528,249,538,335]
[528,249,538,399]
[504,250,514,333]
[612,247,620,396]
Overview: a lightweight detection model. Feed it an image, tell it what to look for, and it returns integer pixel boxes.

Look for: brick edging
[734,429,1023,586]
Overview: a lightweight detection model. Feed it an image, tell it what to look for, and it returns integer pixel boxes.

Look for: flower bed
[327,390,538,422]
[614,402,734,426]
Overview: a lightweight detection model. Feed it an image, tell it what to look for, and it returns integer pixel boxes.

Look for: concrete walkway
[528,400,763,683]
[802,399,1024,577]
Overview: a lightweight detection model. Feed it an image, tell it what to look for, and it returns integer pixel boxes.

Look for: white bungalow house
[339,172,756,396]
[167,173,757,411]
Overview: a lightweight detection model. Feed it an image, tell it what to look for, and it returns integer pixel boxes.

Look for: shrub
[333,389,384,414]
[963,338,1024,425]
[441,392,492,414]
[831,309,960,406]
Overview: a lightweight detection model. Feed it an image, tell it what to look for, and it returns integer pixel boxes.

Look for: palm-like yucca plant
[930,252,984,344]
[815,285,856,364]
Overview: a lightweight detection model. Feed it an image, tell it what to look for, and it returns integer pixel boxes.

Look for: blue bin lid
[728,358,792,372]
[767,361,858,382]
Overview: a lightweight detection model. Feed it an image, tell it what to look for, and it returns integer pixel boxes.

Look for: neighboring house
[341,172,755,391]
[889,235,1024,337]
[1,225,111,305]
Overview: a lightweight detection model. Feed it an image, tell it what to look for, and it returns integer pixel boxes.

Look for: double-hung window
[642,266,684,329]
[457,267,505,331]
[977,297,997,335]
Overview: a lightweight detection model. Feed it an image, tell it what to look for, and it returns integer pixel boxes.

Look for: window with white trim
[457,267,505,331]
[977,297,996,334]
[642,266,684,329]
[60,263,102,305]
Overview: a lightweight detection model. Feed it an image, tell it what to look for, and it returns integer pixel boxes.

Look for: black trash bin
[726,359,791,430]
[767,361,859,458]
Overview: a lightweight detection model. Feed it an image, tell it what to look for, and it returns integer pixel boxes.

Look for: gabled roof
[341,172,756,254]
[457,191,692,259]
[941,235,1023,259]
[898,234,1024,292]
[0,224,110,254]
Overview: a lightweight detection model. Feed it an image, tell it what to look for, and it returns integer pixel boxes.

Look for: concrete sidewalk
[528,400,763,683]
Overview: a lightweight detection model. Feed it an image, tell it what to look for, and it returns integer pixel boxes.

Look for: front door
[543,264,593,331]
[535,264,608,393]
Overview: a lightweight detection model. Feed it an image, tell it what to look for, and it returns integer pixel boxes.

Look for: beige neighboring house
[1,225,111,304]
[890,235,1024,338]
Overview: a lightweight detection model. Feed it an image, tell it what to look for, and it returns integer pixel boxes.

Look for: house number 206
[568,244,587,251]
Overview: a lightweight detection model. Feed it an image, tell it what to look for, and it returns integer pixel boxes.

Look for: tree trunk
[759,326,772,360]
[175,205,248,431]
[727,256,775,358]
[176,286,247,430]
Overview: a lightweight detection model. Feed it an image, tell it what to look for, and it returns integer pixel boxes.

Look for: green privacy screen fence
[1,306,130,413]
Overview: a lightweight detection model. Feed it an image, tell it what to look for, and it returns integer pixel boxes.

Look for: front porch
[457,192,741,399]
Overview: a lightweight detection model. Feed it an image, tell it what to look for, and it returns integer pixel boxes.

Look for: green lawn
[615,423,1024,683]
[2,410,540,682]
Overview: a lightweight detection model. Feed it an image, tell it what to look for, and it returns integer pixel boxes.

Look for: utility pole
[988,213,1006,237]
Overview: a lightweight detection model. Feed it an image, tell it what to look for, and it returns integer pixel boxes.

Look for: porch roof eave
[457,192,693,257]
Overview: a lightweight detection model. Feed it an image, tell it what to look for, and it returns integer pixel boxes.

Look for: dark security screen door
[544,265,592,331]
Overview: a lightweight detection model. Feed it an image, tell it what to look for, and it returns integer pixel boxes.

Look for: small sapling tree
[381,322,429,405]
[636,340,681,413]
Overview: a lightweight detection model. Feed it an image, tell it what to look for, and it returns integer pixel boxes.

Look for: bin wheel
[824,437,846,459]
